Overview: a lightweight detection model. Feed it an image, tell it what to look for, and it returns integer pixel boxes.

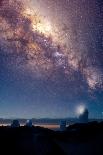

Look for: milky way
[0,0,103,118]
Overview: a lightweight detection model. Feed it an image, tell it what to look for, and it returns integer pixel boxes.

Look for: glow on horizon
[76,105,86,115]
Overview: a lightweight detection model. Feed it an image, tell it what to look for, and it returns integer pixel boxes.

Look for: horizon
[0,116,102,120]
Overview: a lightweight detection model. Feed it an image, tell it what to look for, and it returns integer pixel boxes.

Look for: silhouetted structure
[11,119,20,127]
[79,108,89,123]
[26,120,32,127]
[60,120,66,131]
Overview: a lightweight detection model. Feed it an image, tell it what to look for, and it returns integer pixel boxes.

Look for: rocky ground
[0,121,103,155]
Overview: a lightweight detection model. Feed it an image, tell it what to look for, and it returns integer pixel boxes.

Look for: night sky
[0,0,103,118]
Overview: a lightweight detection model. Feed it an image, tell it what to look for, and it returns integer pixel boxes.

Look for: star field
[0,0,103,118]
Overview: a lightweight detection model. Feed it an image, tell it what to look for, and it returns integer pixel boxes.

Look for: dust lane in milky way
[0,0,103,118]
